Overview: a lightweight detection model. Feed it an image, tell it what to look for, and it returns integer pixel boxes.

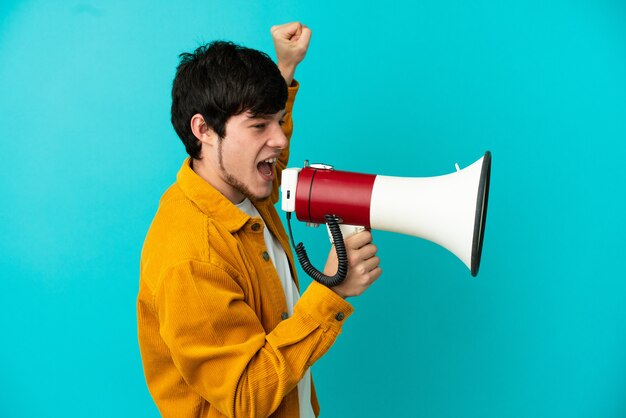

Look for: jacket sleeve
[270,80,299,204]
[155,259,353,418]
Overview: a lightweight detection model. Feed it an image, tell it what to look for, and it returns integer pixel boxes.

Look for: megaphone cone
[370,151,491,276]
[281,151,492,278]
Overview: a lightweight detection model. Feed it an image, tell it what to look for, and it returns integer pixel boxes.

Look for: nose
[268,122,288,150]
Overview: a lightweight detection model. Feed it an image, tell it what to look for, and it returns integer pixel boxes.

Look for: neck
[190,158,244,204]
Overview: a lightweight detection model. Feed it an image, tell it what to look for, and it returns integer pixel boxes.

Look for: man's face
[208,110,287,203]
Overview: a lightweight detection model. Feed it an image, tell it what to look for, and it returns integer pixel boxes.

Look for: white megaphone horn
[281,151,491,285]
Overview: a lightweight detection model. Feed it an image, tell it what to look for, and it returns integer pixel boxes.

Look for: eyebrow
[246,110,286,121]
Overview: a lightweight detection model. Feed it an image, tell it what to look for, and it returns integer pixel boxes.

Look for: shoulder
[146,184,208,260]
[139,185,249,296]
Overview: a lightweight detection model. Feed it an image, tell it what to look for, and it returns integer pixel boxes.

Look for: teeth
[262,158,277,164]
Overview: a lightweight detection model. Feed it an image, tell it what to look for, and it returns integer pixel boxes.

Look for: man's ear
[190,113,218,146]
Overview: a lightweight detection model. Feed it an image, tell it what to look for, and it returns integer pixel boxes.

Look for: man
[138,22,381,418]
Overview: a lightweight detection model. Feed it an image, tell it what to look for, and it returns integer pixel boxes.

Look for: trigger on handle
[327,224,366,244]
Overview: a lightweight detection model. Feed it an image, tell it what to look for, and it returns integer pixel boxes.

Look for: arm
[270,23,383,298]
[156,259,353,418]
[270,22,311,203]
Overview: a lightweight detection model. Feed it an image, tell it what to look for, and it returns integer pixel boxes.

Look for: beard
[218,138,270,203]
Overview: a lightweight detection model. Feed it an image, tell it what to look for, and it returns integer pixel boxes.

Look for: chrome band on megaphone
[282,151,492,285]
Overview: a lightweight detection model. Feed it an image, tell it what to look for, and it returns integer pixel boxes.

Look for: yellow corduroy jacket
[138,82,354,418]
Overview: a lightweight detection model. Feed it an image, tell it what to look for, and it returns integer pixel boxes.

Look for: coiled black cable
[286,213,348,287]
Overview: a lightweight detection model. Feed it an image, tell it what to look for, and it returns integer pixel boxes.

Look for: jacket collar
[176,158,269,233]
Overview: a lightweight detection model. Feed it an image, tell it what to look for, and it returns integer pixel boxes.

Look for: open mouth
[257,157,277,181]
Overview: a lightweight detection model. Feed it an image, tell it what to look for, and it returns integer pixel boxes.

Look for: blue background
[1,1,625,417]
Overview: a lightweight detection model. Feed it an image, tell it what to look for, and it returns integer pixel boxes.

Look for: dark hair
[171,41,288,159]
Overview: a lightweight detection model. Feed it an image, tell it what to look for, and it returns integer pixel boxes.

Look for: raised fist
[270,22,312,85]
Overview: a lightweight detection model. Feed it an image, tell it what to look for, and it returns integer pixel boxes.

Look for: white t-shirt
[237,199,314,418]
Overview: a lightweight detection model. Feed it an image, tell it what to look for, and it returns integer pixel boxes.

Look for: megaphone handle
[327,224,366,244]
[293,214,349,287]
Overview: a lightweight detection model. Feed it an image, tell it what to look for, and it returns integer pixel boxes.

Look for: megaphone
[281,151,491,285]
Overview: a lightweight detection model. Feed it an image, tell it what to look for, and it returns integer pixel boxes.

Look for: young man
[138,23,382,418]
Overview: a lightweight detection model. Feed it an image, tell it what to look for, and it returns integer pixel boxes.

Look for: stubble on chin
[218,138,269,203]
[223,171,268,203]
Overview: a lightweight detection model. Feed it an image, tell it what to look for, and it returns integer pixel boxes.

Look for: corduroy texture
[138,82,354,418]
